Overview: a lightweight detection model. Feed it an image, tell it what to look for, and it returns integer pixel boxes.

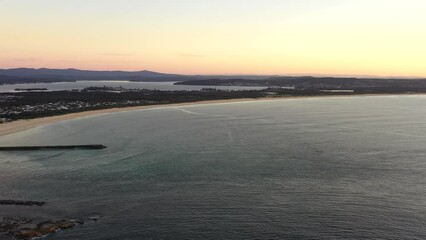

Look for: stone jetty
[0,145,107,151]
[0,200,45,207]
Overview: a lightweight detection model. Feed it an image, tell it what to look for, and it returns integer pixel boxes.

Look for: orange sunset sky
[1,0,426,76]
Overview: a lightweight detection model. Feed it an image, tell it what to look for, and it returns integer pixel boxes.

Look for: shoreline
[0,94,422,137]
[0,98,270,137]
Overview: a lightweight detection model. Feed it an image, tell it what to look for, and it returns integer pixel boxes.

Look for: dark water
[0,81,266,92]
[1,96,425,239]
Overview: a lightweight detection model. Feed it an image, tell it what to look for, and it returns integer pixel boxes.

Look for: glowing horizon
[1,0,426,77]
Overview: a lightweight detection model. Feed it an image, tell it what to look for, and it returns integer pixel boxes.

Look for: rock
[0,217,31,234]
[35,221,58,236]
[71,219,85,225]
[89,215,102,222]
[37,221,57,233]
[55,220,75,229]
[15,229,46,240]
[0,214,97,240]
[17,223,38,230]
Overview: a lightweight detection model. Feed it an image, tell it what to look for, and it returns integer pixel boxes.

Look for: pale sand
[0,98,282,137]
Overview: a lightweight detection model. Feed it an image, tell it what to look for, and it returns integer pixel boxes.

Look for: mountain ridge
[0,68,192,84]
[1,68,426,87]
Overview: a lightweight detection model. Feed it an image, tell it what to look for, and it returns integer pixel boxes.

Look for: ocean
[1,96,425,239]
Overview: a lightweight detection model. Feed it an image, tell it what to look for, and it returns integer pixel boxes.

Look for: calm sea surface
[0,81,265,92]
[0,96,425,239]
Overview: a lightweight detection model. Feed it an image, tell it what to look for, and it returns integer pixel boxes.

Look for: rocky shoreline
[0,217,83,240]
[0,215,102,240]
[0,200,101,240]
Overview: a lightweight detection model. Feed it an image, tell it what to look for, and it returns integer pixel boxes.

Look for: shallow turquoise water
[1,96,426,239]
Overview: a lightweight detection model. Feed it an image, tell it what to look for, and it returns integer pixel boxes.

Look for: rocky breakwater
[0,145,107,151]
[0,200,45,207]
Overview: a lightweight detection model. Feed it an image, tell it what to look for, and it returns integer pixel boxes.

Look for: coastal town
[0,99,158,123]
[0,86,174,122]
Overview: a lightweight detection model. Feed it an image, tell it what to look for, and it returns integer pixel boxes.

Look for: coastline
[0,98,276,137]
[0,94,420,137]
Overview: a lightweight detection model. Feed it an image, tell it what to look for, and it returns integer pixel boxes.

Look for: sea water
[0,96,425,239]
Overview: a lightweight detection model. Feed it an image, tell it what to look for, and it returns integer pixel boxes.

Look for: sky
[1,0,426,76]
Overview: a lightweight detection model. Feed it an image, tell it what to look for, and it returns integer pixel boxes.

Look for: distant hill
[0,68,192,84]
[0,68,281,85]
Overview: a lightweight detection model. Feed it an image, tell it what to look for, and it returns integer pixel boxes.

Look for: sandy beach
[0,98,281,137]
[0,94,406,137]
